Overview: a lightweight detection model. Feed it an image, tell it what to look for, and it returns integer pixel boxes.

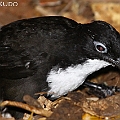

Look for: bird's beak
[106,57,120,69]
[115,58,120,69]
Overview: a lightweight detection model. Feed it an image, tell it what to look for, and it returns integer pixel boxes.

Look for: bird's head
[77,21,120,69]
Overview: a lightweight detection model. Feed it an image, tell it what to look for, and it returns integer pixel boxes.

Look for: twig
[0,101,52,117]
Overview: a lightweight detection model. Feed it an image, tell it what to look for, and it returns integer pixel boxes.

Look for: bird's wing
[0,16,79,79]
[0,44,39,79]
[0,19,48,79]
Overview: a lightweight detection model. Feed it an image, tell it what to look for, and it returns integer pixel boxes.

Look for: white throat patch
[46,59,111,98]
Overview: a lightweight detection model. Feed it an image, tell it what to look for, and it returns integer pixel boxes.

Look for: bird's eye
[94,41,107,53]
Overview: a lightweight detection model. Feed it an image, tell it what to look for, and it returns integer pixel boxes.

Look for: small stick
[0,101,52,117]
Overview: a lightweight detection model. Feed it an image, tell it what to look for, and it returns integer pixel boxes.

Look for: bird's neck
[46,59,111,98]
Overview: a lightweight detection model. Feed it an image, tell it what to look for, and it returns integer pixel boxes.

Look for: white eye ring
[94,41,107,53]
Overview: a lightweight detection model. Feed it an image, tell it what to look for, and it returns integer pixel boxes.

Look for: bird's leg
[83,81,120,98]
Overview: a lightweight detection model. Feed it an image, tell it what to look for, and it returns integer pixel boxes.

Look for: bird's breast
[46,59,111,98]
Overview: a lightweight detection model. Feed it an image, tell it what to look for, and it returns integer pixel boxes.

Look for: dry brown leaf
[37,96,53,111]
[83,93,120,118]
[91,2,120,32]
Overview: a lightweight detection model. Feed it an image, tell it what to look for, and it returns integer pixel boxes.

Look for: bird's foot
[83,81,120,98]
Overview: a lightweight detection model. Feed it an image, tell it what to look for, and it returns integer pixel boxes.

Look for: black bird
[0,16,120,118]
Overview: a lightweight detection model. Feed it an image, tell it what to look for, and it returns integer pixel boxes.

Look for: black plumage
[0,16,120,118]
